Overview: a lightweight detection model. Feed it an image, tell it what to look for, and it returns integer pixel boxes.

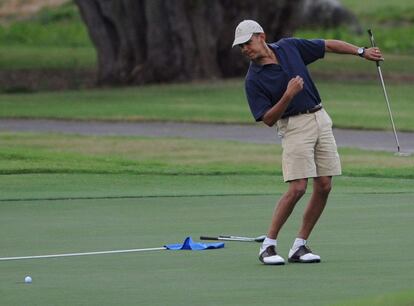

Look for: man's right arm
[262,76,304,127]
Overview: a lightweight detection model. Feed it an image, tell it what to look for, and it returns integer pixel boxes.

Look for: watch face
[358,47,364,55]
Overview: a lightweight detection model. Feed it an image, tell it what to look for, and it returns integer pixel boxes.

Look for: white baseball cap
[232,20,264,47]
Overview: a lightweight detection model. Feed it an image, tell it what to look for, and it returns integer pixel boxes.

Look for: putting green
[334,290,414,306]
[0,174,413,306]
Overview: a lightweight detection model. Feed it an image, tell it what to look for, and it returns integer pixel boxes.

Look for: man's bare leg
[267,178,308,239]
[259,178,308,265]
[287,176,332,263]
[297,176,332,239]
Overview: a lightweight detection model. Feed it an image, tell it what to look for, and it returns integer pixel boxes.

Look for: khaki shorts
[276,108,342,182]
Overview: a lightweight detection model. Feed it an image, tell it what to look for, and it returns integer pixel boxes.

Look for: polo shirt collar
[249,43,281,73]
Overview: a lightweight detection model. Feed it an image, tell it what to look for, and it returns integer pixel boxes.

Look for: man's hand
[262,76,304,127]
[285,76,304,99]
[363,47,384,62]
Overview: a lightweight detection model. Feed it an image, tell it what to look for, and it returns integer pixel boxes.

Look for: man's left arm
[325,39,383,62]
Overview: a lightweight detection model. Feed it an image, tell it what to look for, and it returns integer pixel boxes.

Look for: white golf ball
[24,276,32,284]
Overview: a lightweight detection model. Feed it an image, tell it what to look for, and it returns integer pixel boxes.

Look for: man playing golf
[232,20,383,265]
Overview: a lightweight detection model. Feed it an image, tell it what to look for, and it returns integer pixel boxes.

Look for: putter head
[255,235,266,242]
[394,151,412,157]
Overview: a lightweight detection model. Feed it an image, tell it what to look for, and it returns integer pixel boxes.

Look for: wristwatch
[357,47,366,57]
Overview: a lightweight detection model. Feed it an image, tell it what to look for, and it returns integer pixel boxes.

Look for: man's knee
[314,177,332,195]
[288,179,308,199]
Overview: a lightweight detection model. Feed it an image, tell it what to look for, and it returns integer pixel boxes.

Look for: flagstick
[0,247,167,261]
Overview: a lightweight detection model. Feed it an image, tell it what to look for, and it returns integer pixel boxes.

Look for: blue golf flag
[165,236,224,251]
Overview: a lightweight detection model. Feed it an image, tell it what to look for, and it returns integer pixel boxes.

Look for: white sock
[292,238,306,251]
[260,237,277,254]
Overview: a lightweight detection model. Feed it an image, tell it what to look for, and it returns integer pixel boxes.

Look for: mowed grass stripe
[1,173,413,202]
[1,79,413,131]
[1,192,413,306]
[1,133,413,178]
[334,289,414,306]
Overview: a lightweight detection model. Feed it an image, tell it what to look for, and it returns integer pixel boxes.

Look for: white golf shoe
[288,245,321,263]
[259,245,285,265]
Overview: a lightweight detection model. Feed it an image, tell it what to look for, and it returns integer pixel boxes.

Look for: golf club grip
[199,236,219,241]
[367,29,380,67]
[367,29,375,46]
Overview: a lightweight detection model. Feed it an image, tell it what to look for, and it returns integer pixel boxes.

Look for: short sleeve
[289,38,325,65]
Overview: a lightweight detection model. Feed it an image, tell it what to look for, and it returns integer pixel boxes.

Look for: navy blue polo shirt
[245,38,325,121]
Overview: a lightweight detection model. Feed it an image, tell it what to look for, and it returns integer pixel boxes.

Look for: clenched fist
[285,76,304,99]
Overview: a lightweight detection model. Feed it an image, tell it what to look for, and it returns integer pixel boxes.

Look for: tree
[75,0,356,86]
[301,0,360,32]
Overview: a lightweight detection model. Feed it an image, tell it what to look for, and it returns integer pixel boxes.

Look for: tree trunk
[74,0,356,86]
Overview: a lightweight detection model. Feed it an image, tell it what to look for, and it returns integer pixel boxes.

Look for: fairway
[1,174,414,306]
[1,79,413,131]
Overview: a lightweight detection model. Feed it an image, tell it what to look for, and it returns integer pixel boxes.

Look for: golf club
[200,235,266,242]
[367,29,411,157]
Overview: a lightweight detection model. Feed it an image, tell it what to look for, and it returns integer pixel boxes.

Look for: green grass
[1,175,413,306]
[1,172,413,202]
[335,290,414,306]
[340,0,414,14]
[0,2,95,70]
[296,26,414,54]
[311,53,414,75]
[1,79,413,131]
[0,129,413,305]
[297,0,414,54]
[0,2,91,47]
[317,81,413,131]
[0,80,251,123]
[0,133,413,179]
[0,46,95,70]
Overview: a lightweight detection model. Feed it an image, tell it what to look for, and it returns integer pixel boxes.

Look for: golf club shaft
[376,66,400,152]
[368,29,401,152]
[230,235,266,242]
[200,235,264,242]
[200,236,252,242]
